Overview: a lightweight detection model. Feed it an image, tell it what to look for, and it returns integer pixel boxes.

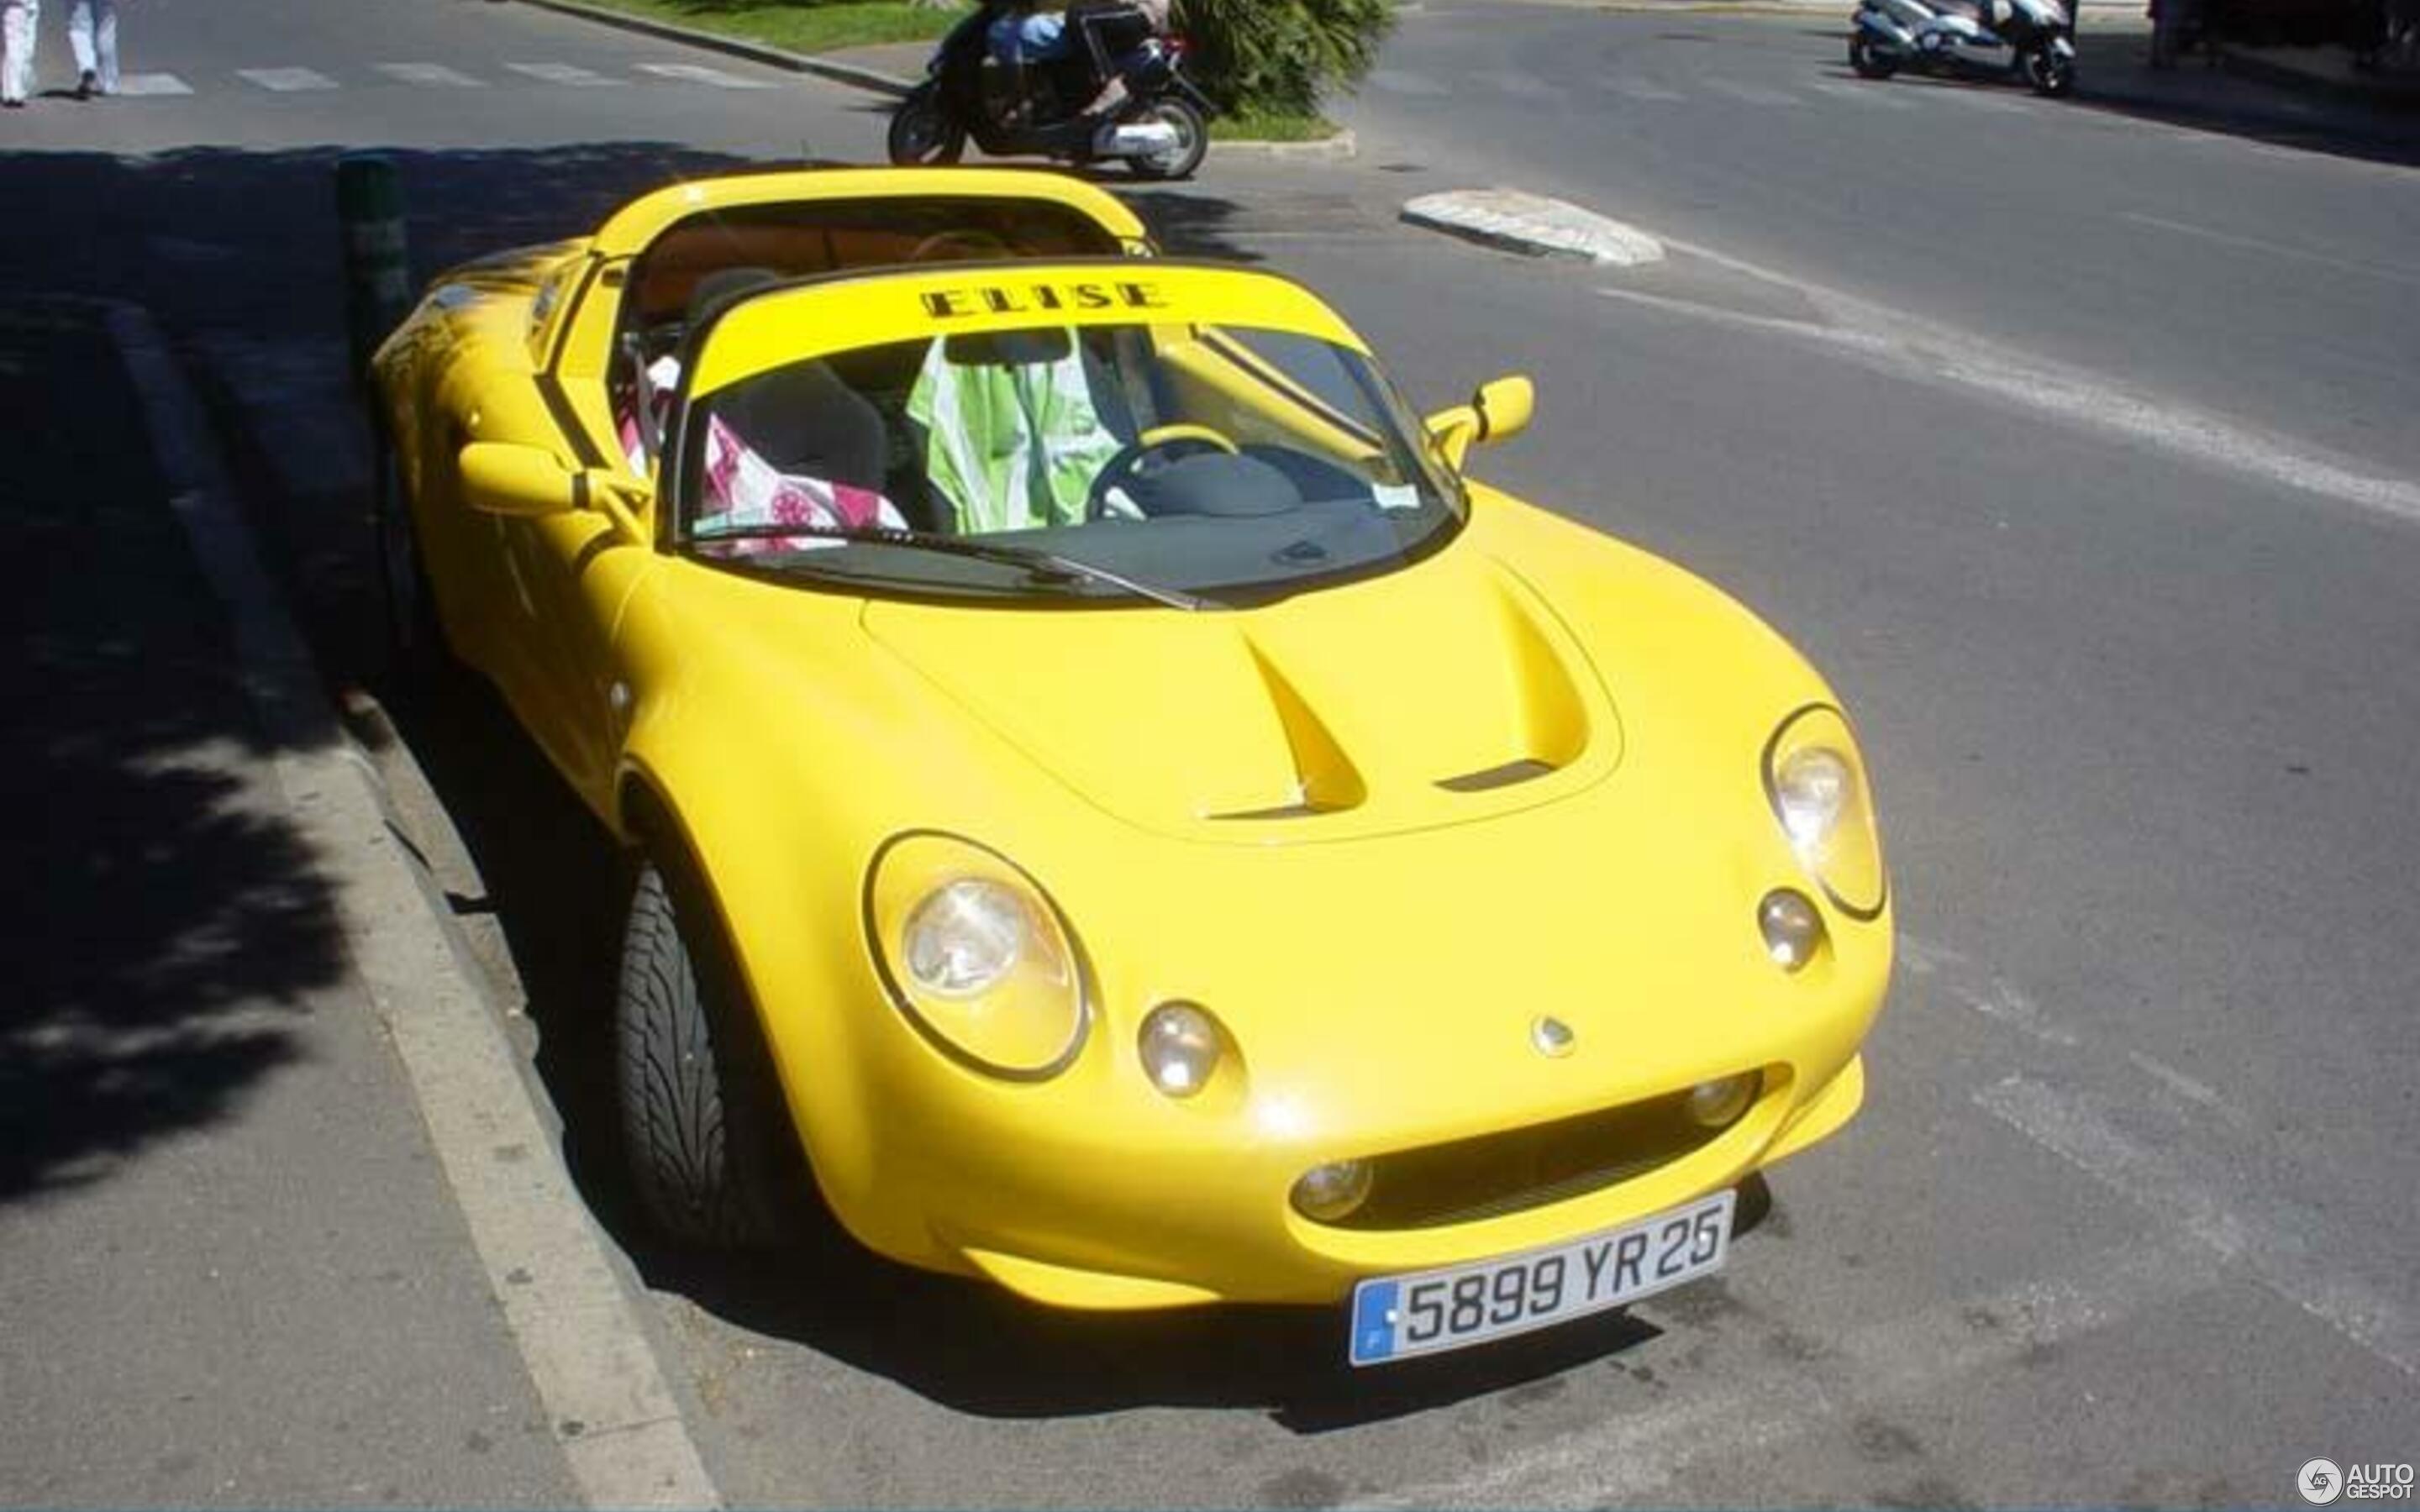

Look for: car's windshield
[673,319,1464,606]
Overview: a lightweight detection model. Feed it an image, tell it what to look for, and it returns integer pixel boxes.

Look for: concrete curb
[513,0,918,96]
[1402,188,1666,265]
[105,298,723,1512]
[1211,127,1360,161]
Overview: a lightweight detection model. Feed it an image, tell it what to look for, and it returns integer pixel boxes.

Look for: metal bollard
[336,153,412,387]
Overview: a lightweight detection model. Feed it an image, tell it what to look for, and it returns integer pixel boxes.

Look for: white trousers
[68,0,113,92]
[1,0,36,105]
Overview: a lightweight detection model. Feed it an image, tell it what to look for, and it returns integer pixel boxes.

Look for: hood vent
[1436,758,1559,794]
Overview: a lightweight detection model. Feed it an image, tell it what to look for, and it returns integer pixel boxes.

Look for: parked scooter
[888,1,1215,180]
[1849,0,2078,96]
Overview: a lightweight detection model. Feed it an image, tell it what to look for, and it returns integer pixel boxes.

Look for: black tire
[887,87,967,166]
[1849,32,1900,77]
[616,853,806,1249]
[1125,97,1207,181]
[372,438,446,677]
[2024,41,2075,95]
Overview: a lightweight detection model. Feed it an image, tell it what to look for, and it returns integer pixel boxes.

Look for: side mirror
[460,441,581,517]
[1424,375,1535,470]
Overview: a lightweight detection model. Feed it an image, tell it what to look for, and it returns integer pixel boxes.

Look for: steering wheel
[1086,424,1241,520]
[908,228,1013,263]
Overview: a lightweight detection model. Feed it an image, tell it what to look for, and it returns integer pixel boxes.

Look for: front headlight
[1762,706,1886,918]
[868,834,1088,1079]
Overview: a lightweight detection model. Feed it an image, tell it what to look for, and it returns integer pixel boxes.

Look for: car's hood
[860,548,1623,843]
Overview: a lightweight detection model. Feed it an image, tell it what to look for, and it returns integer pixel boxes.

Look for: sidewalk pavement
[0,299,710,1508]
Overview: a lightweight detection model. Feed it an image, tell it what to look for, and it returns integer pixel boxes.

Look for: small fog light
[1686,1074,1758,1130]
[1139,1001,1223,1099]
[1759,888,1826,971]
[1291,1159,1373,1222]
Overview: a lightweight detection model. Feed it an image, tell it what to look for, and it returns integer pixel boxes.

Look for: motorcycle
[1849,0,2079,96]
[888,1,1216,180]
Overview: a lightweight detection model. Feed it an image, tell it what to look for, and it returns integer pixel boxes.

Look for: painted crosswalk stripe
[503,61,623,87]
[1806,76,1915,107]
[375,62,486,88]
[1703,77,1801,106]
[1367,67,1449,96]
[1477,67,1560,99]
[238,67,339,92]
[113,72,192,96]
[1603,76,1683,101]
[633,61,778,89]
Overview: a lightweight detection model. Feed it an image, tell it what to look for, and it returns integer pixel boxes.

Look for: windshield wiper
[685,523,1223,612]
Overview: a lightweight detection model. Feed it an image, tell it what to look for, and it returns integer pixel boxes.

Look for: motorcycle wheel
[1849,33,1900,78]
[887,87,967,166]
[1125,97,1207,181]
[2023,42,2075,96]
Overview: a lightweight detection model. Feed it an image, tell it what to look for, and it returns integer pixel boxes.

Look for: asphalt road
[3,0,2415,1505]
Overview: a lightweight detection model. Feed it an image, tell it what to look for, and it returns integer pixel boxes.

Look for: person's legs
[67,0,112,93]
[1,0,37,105]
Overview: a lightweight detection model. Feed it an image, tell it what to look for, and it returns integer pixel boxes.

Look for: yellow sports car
[372,167,1890,1367]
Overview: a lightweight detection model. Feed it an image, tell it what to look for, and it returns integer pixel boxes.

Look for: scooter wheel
[887,87,967,166]
[1125,97,1207,181]
[2023,42,2075,96]
[1849,33,1900,78]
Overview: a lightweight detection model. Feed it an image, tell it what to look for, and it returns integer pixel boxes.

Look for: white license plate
[1347,1189,1733,1367]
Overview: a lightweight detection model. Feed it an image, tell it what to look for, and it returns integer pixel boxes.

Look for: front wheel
[617,854,808,1249]
[887,86,967,165]
[1126,97,1207,181]
[1849,31,1900,77]
[2023,41,2075,95]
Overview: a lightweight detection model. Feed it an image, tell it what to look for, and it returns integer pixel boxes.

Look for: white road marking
[1367,67,1451,95]
[1477,67,1562,98]
[1352,1236,2222,1509]
[505,61,624,87]
[633,61,778,89]
[2124,1051,2231,1116]
[1702,76,1801,105]
[1806,76,1915,107]
[375,62,487,88]
[2121,211,2420,290]
[109,301,724,1509]
[237,66,339,92]
[1977,1074,2418,1378]
[113,71,192,96]
[1603,75,1684,101]
[1592,254,2420,527]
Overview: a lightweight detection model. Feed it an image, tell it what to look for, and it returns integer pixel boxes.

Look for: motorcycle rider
[986,0,1172,122]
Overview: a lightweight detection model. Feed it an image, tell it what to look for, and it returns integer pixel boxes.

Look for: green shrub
[1172,0,1394,116]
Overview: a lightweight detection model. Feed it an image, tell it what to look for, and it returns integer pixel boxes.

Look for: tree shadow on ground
[0,294,342,1205]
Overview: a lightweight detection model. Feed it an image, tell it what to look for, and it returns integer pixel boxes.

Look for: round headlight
[1763,706,1886,917]
[869,835,1087,1079]
[903,879,1026,998]
[1774,748,1852,851]
[1139,1001,1223,1099]
[1758,888,1826,971]
[1686,1074,1758,1130]
[1291,1159,1373,1222]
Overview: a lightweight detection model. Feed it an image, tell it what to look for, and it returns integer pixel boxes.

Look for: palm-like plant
[1172,0,1394,115]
